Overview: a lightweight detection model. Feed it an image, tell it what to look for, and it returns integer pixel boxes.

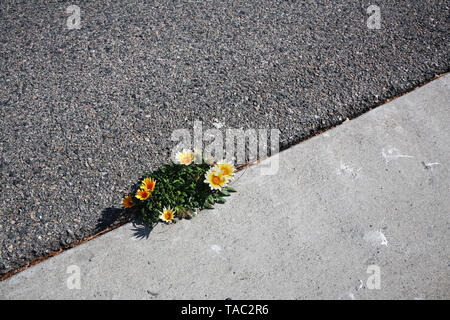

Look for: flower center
[164,212,173,220]
[182,156,191,164]
[212,175,221,185]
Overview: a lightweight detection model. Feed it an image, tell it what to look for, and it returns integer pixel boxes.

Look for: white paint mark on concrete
[336,161,362,178]
[210,245,222,254]
[348,292,356,300]
[363,229,388,246]
[423,162,441,170]
[381,147,414,164]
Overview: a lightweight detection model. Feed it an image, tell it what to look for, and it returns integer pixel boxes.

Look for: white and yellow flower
[216,160,235,179]
[176,149,194,165]
[159,207,175,223]
[204,167,230,190]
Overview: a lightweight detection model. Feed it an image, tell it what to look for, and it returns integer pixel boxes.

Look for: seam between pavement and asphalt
[1,74,448,299]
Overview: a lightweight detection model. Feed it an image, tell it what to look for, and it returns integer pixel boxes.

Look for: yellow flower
[216,160,234,179]
[141,177,156,192]
[204,168,229,190]
[159,207,175,223]
[136,188,150,200]
[122,195,134,208]
[176,149,194,165]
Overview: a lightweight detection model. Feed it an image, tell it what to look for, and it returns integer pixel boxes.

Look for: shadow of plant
[97,207,154,240]
[96,207,128,232]
[130,219,153,240]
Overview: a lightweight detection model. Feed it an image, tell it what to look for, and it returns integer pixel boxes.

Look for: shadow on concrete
[130,219,153,240]
[97,207,153,240]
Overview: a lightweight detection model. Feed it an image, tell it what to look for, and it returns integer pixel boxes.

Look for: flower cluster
[204,160,234,190]
[121,149,236,226]
[136,177,156,200]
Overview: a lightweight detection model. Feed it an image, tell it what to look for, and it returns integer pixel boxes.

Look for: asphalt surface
[0,0,448,277]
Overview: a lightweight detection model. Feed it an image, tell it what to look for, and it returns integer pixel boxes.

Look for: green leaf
[225,186,237,192]
[204,203,214,209]
[219,189,230,196]
[216,197,226,204]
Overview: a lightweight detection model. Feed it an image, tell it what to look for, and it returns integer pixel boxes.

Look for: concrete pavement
[1,74,449,299]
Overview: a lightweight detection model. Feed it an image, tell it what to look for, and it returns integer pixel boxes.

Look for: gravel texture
[0,0,448,277]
